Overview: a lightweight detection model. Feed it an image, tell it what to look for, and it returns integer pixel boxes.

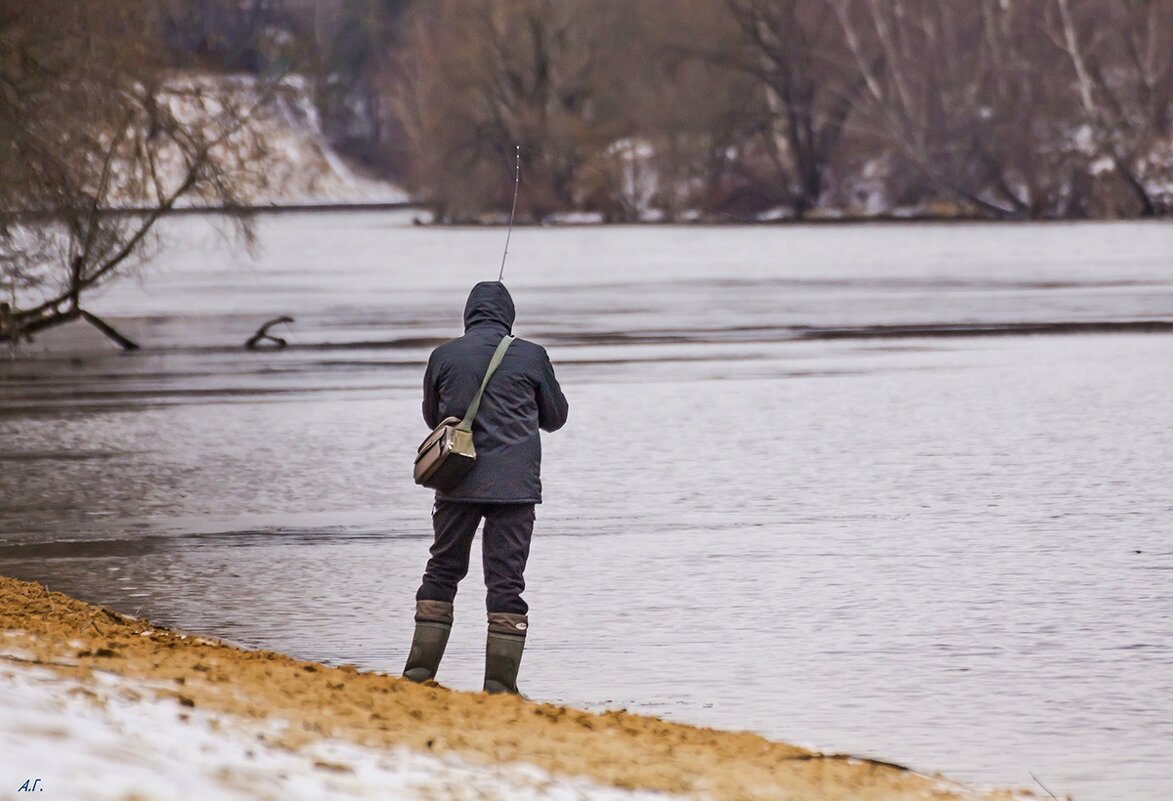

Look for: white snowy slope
[0,658,685,801]
[248,75,410,206]
[113,73,409,209]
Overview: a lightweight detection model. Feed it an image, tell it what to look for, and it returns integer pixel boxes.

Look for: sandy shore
[0,575,1027,800]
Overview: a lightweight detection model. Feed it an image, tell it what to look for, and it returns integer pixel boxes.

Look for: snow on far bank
[255,75,409,207]
[135,73,409,210]
[0,656,681,801]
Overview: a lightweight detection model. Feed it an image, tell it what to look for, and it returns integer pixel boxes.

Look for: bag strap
[458,335,515,432]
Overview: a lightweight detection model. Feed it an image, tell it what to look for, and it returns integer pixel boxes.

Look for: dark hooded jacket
[423,282,568,503]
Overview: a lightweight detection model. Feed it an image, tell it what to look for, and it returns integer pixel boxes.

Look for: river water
[2,213,1171,800]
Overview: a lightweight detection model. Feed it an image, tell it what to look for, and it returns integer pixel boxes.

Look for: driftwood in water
[245,316,295,350]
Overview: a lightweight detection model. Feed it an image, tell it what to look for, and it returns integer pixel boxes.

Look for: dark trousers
[416,501,535,615]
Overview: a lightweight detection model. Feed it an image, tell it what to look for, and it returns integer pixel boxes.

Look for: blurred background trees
[389,0,632,221]
[377,0,1172,221]
[3,0,1172,236]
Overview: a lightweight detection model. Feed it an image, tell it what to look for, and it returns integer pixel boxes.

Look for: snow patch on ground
[0,659,684,801]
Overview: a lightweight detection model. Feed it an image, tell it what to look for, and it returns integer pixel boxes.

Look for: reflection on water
[2,214,1172,801]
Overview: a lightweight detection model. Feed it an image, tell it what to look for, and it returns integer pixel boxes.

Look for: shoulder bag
[413,335,515,490]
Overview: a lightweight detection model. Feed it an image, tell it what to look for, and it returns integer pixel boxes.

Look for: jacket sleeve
[536,348,569,432]
[422,351,441,429]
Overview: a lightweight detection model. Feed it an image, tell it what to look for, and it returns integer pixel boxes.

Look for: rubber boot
[402,600,453,683]
[483,612,528,695]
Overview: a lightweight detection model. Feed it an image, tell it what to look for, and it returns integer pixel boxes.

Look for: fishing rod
[498,144,521,282]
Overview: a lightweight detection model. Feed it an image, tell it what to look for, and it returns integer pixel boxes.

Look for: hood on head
[463,281,515,332]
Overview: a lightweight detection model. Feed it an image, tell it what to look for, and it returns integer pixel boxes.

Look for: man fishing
[403,280,569,695]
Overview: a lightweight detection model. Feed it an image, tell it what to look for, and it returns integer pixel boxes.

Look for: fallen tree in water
[0,302,140,350]
[0,1,272,350]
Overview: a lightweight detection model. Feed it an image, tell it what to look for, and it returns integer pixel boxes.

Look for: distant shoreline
[141,202,1171,225]
[10,198,1169,224]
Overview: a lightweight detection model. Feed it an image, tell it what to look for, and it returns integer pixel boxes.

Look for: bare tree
[800,0,1173,219]
[1,0,272,349]
[712,0,873,219]
[390,0,628,222]
[605,1,764,221]
[826,1,1075,217]
[1046,0,1172,215]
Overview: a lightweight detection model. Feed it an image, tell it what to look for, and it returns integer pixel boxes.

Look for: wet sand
[0,576,1026,800]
